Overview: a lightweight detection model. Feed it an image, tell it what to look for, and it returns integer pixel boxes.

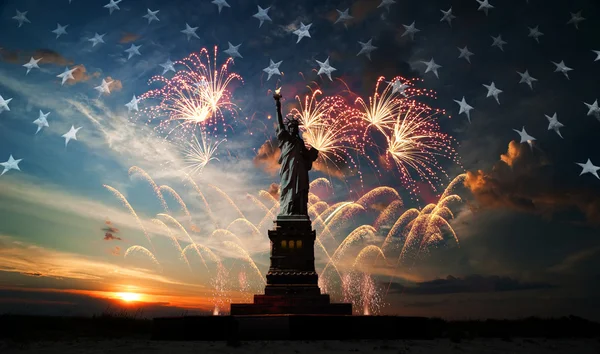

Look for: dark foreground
[0,314,599,353]
[2,338,599,354]
[153,314,600,341]
[1,314,599,341]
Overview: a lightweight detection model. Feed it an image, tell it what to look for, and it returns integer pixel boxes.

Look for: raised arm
[273,91,285,132]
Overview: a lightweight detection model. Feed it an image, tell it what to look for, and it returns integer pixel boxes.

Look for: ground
[1,338,599,354]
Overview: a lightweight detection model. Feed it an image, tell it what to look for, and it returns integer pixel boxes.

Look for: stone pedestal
[230,215,352,315]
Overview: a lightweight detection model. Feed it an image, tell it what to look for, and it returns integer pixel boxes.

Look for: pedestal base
[230,216,352,316]
[230,294,352,315]
[152,315,436,340]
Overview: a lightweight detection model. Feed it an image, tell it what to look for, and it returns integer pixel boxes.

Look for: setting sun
[115,292,142,303]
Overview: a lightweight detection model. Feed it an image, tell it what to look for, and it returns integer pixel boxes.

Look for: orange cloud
[105,76,123,92]
[312,158,348,179]
[0,47,20,63]
[0,47,73,66]
[464,141,600,226]
[119,33,141,44]
[267,183,280,200]
[33,49,73,66]
[67,64,101,85]
[500,140,522,167]
[253,139,280,176]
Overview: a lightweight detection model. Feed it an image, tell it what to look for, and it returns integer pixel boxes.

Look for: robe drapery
[277,127,318,216]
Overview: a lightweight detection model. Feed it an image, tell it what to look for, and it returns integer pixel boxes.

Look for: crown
[285,117,300,127]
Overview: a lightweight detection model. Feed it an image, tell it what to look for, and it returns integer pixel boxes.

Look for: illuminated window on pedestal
[296,240,302,248]
[281,240,287,248]
[289,240,295,249]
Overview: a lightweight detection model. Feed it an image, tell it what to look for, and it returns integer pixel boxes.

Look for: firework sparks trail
[310,208,336,242]
[421,214,459,248]
[207,184,245,219]
[398,213,432,261]
[124,245,161,269]
[210,229,246,248]
[311,207,335,233]
[353,245,387,269]
[128,166,169,212]
[237,269,253,302]
[440,173,467,200]
[381,208,420,253]
[321,225,376,277]
[158,213,207,269]
[151,218,191,270]
[318,201,347,221]
[309,177,333,190]
[423,193,463,238]
[314,237,343,281]
[322,201,355,224]
[308,193,321,205]
[308,201,329,215]
[103,184,155,252]
[105,158,465,315]
[183,173,219,229]
[360,273,384,315]
[181,242,221,264]
[211,262,229,315]
[181,242,223,286]
[158,185,193,226]
[309,177,332,191]
[227,218,261,238]
[223,241,266,284]
[325,202,366,234]
[246,194,275,219]
[256,203,279,231]
[258,190,278,205]
[382,193,461,296]
[137,46,243,140]
[373,200,404,231]
[341,271,384,315]
[355,186,401,209]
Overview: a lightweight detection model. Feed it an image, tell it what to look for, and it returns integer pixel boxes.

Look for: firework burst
[289,87,364,175]
[385,103,459,192]
[290,88,334,131]
[355,76,404,136]
[138,46,243,140]
[183,129,225,175]
[350,76,461,196]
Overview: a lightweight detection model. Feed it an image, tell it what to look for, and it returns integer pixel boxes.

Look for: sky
[0,0,599,320]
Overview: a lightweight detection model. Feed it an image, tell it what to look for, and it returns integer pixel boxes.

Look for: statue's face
[288,124,299,137]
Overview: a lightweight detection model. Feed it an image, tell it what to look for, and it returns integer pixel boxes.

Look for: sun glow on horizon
[115,292,143,303]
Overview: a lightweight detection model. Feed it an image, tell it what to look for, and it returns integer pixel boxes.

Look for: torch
[273,87,282,101]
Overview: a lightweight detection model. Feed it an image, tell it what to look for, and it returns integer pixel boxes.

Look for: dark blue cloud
[387,274,555,295]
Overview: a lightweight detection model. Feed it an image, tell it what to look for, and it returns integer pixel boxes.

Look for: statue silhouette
[273,90,319,216]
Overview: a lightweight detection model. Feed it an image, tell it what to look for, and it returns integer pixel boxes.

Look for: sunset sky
[1,0,599,320]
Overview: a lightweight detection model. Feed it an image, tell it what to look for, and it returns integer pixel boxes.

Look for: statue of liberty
[273,89,319,216]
